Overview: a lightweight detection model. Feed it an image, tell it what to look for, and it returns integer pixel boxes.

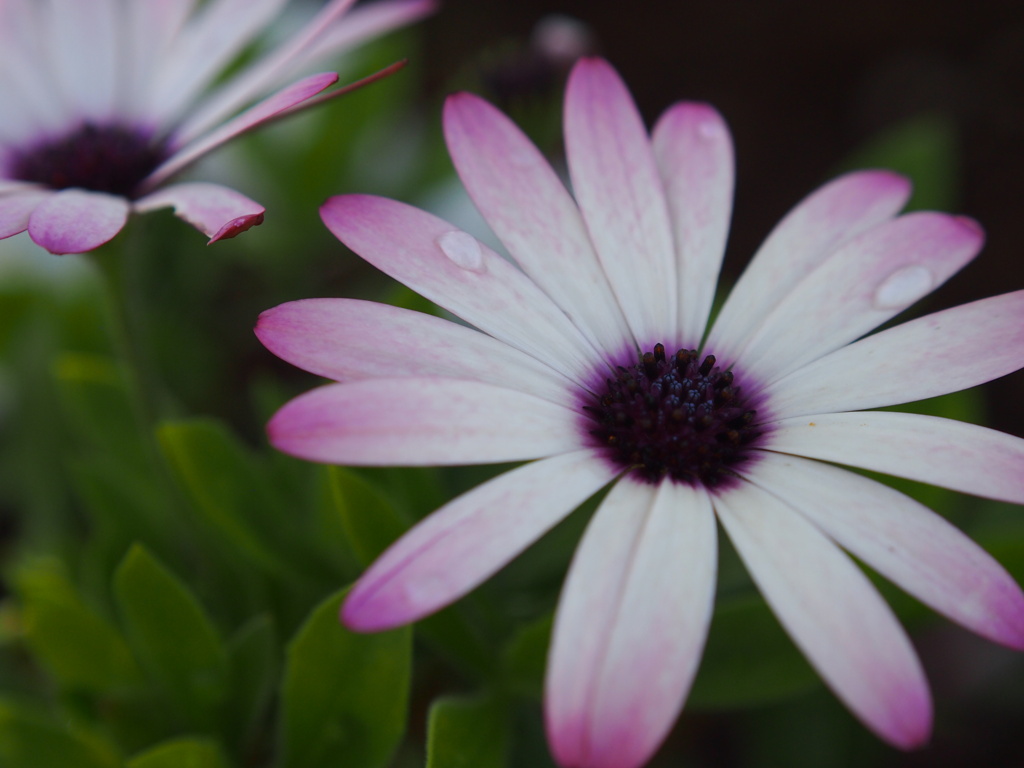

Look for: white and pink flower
[0,0,434,254]
[257,57,1024,768]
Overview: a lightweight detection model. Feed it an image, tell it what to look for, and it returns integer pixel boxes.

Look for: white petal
[0,1,69,134]
[652,102,734,345]
[765,290,1024,418]
[342,450,614,630]
[178,0,434,145]
[0,181,45,194]
[267,378,584,466]
[733,213,982,383]
[0,189,52,238]
[744,454,1024,650]
[547,478,717,768]
[151,0,287,126]
[171,0,358,145]
[763,411,1024,504]
[43,0,120,120]
[122,0,196,119]
[565,58,678,347]
[146,72,338,187]
[299,0,436,65]
[255,298,576,406]
[320,194,601,384]
[444,91,632,358]
[708,171,911,361]
[714,481,931,748]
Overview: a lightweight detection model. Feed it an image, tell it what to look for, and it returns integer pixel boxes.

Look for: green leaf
[278,587,411,768]
[387,286,444,318]
[0,287,34,352]
[114,544,227,729]
[417,608,498,681]
[426,694,509,768]
[500,613,553,698]
[1,304,85,547]
[126,737,229,768]
[223,614,278,751]
[688,594,820,709]
[0,700,119,768]
[157,419,293,578]
[53,353,147,470]
[328,467,410,567]
[70,455,182,604]
[53,352,187,600]
[971,504,1024,587]
[328,468,493,678]
[15,558,140,692]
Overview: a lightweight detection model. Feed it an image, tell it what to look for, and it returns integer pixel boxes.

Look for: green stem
[87,221,200,562]
[90,220,164,429]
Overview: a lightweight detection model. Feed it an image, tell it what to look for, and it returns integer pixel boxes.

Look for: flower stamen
[585,345,761,487]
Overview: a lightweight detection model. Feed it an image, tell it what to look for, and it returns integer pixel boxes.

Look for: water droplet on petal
[436,230,485,273]
[873,264,934,310]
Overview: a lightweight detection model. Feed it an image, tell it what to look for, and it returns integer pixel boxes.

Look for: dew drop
[872,264,934,310]
[436,230,485,273]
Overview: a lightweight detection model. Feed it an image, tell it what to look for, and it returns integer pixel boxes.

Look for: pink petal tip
[208,211,265,243]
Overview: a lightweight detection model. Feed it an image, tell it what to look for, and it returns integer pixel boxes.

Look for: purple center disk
[8,123,167,198]
[581,343,765,489]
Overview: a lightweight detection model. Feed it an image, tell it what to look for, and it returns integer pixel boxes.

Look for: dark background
[416,0,1024,438]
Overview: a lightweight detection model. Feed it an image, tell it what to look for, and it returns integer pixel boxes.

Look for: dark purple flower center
[8,123,168,198]
[584,344,761,487]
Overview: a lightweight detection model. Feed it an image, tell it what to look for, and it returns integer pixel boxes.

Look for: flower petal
[734,212,983,383]
[0,189,51,239]
[300,0,436,64]
[652,102,734,345]
[565,57,677,346]
[255,298,575,406]
[151,0,288,126]
[267,378,583,466]
[178,0,434,144]
[708,170,911,361]
[133,182,264,242]
[0,1,68,136]
[146,72,339,187]
[122,0,196,118]
[444,91,632,357]
[320,194,599,383]
[546,478,716,768]
[342,450,614,631]
[764,411,1024,504]
[171,0,362,144]
[714,480,931,749]
[27,189,129,254]
[765,290,1024,418]
[744,454,1024,650]
[0,180,43,194]
[43,0,119,120]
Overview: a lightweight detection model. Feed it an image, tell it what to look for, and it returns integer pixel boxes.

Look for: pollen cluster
[585,344,760,487]
[9,123,167,198]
